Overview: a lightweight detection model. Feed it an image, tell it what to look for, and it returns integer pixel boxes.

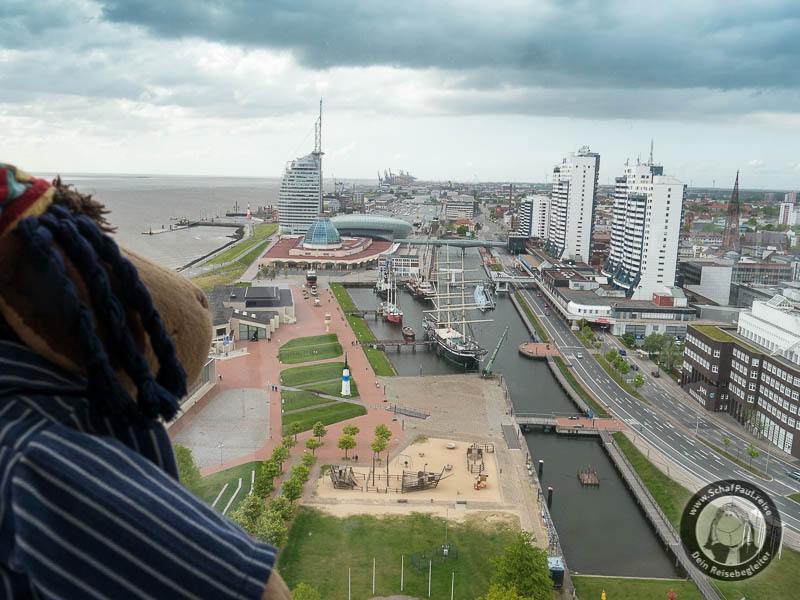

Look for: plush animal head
[0,163,212,422]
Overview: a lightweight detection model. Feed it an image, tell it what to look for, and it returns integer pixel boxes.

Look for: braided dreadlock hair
[5,174,187,422]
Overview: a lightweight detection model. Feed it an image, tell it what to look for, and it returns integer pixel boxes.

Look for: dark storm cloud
[96,0,800,90]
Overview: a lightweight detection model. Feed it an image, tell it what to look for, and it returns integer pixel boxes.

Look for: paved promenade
[192,282,402,475]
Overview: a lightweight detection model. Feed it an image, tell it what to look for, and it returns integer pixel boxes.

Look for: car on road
[619,349,627,356]
[577,352,584,359]
[651,369,660,378]
[787,470,800,482]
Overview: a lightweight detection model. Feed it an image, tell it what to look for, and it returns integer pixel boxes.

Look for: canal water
[351,248,677,577]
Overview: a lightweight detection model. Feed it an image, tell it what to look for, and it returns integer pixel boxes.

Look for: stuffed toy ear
[0,231,212,403]
[121,249,212,389]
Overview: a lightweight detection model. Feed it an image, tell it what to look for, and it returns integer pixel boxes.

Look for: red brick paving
[199,283,402,476]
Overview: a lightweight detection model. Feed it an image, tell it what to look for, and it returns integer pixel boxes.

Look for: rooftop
[692,324,739,344]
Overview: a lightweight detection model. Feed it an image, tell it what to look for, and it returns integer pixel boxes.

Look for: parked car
[569,415,580,420]
[786,470,800,482]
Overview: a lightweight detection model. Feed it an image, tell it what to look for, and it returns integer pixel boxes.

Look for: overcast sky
[3,0,800,187]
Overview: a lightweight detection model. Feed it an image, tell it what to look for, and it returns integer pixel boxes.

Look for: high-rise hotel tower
[278,101,324,234]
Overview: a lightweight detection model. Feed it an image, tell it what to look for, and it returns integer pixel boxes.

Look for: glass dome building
[302,217,342,250]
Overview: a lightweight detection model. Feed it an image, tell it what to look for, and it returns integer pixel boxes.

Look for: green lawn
[612,432,691,528]
[790,492,800,504]
[278,334,343,364]
[489,263,504,272]
[330,282,357,312]
[191,234,274,291]
[573,576,702,600]
[281,362,349,387]
[278,509,517,600]
[612,432,800,600]
[300,379,360,398]
[280,333,339,349]
[194,461,259,513]
[205,223,278,266]
[596,354,645,401]
[514,291,550,343]
[281,402,367,435]
[330,283,396,376]
[282,389,335,411]
[553,356,609,417]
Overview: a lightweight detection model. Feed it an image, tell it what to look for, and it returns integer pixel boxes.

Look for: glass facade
[302,217,341,247]
[239,323,267,341]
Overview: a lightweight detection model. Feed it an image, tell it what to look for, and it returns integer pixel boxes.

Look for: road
[493,253,800,538]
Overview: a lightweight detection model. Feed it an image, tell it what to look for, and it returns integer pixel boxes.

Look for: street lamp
[217,442,224,466]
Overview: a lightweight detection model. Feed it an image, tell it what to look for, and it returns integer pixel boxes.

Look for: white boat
[473,283,495,312]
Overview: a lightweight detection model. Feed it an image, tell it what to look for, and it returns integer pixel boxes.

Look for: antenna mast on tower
[313,98,323,155]
[649,139,654,165]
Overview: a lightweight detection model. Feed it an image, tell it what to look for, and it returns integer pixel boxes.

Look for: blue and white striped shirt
[0,340,276,599]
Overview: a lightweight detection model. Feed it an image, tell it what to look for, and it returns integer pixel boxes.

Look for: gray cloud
[94,0,800,90]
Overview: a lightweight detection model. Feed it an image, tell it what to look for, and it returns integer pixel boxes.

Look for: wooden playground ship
[328,464,450,494]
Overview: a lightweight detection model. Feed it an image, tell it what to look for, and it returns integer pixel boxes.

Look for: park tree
[659,339,683,373]
[173,443,201,493]
[228,492,264,535]
[292,583,322,600]
[289,421,303,442]
[282,434,297,449]
[456,224,469,237]
[633,373,645,388]
[305,437,322,455]
[254,510,288,547]
[267,495,295,522]
[272,445,289,472]
[253,462,276,497]
[490,531,551,600]
[477,584,531,600]
[282,477,304,503]
[291,464,311,483]
[370,436,387,484]
[312,421,327,442]
[343,424,360,437]
[604,350,618,363]
[621,332,636,348]
[301,451,316,468]
[642,333,666,355]
[616,359,631,375]
[375,424,392,441]
[338,433,356,458]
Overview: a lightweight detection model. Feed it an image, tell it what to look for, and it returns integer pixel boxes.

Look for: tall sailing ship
[380,266,403,325]
[423,246,489,368]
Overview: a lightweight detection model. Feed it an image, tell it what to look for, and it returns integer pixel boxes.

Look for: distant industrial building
[681,258,795,305]
[545,146,600,264]
[444,194,477,221]
[602,155,685,300]
[681,295,800,457]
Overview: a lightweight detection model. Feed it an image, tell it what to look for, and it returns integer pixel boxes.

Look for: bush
[173,443,201,493]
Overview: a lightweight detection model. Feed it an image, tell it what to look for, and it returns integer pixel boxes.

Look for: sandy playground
[315,437,501,504]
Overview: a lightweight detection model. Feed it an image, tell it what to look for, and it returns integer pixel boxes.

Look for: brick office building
[682,295,800,458]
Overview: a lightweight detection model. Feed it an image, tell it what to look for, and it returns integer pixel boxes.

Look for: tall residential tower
[278,100,324,234]
[516,195,550,239]
[602,150,685,300]
[545,147,600,263]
